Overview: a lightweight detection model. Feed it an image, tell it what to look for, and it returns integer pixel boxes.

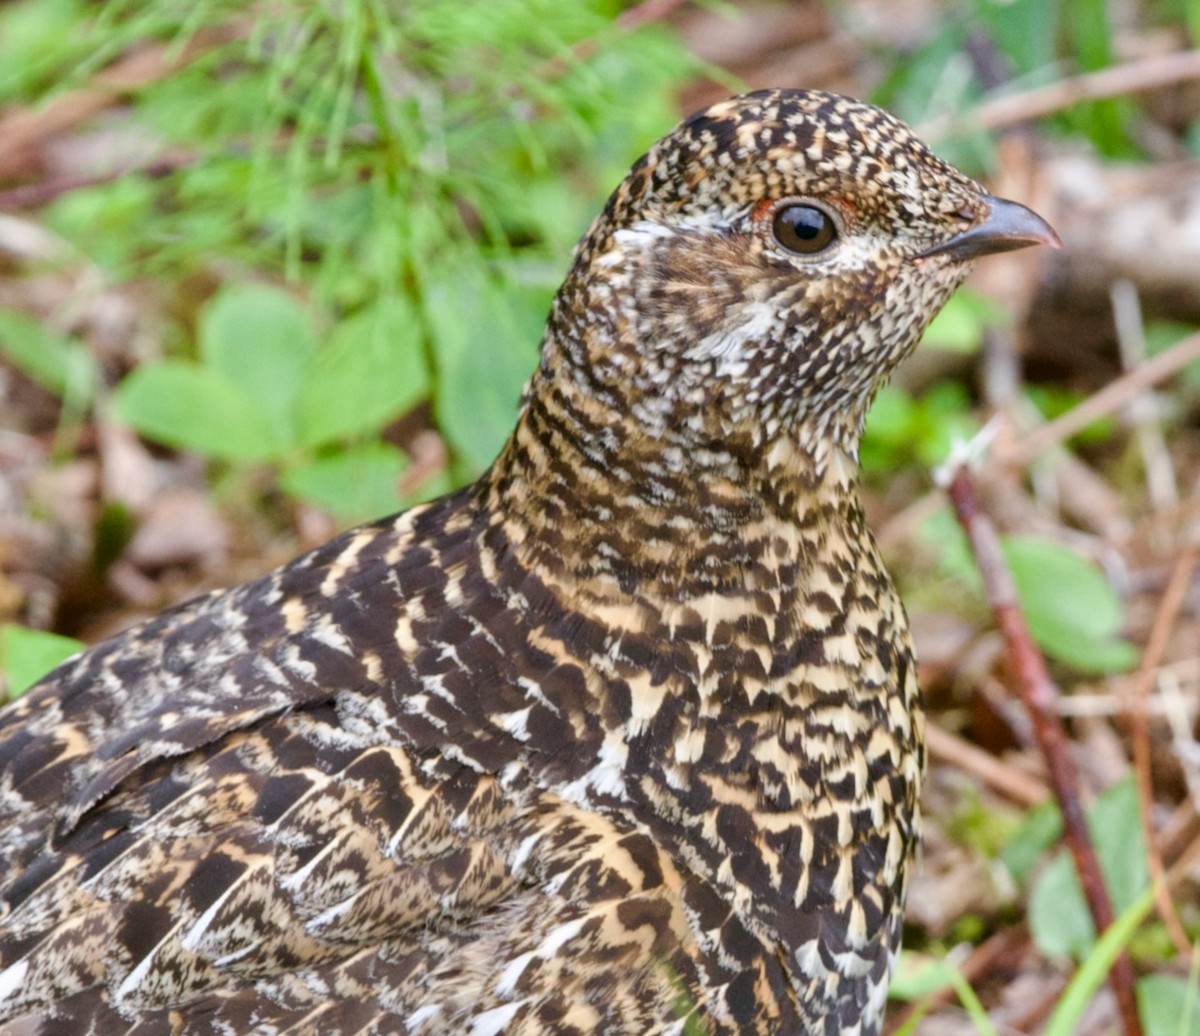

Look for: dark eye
[772,203,837,255]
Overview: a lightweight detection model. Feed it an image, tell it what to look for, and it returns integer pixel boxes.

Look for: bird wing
[0,493,761,1033]
[1,711,716,1033]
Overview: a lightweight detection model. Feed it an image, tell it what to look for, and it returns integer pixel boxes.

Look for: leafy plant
[868,0,1141,169]
[1004,535,1137,673]
[1026,777,1148,960]
[1,0,701,510]
[0,308,98,451]
[0,625,85,697]
[1138,972,1200,1036]
[115,283,426,521]
[862,382,979,473]
[1043,886,1156,1036]
[920,510,1137,674]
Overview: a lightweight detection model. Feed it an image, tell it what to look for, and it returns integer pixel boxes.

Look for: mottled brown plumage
[0,90,1056,1035]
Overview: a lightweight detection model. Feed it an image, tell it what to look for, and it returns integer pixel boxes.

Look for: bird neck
[484,356,866,602]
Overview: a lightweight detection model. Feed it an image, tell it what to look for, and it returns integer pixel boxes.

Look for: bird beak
[914,194,1062,261]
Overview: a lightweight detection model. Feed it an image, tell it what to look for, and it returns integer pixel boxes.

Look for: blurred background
[0,1,1198,1032]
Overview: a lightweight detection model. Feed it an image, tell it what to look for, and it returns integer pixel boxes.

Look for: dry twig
[0,155,191,212]
[925,722,1048,808]
[922,48,1200,140]
[1003,331,1200,465]
[1127,546,1198,958]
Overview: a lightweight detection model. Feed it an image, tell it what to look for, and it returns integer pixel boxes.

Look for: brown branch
[925,722,1048,807]
[943,465,1143,1036]
[1128,546,1197,958]
[0,27,238,181]
[616,0,694,30]
[922,48,1200,141]
[0,154,191,211]
[1003,331,1200,466]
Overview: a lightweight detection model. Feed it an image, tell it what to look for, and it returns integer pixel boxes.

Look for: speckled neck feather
[1,89,995,1035]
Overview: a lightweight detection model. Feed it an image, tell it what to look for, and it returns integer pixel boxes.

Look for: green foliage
[426,259,550,474]
[0,0,700,517]
[918,513,1136,673]
[0,625,85,697]
[0,309,98,446]
[1043,886,1155,1036]
[1027,777,1148,960]
[889,952,999,1036]
[0,0,89,102]
[863,292,1007,473]
[1145,320,1200,398]
[280,442,410,521]
[944,787,1021,859]
[869,0,1143,168]
[115,284,424,520]
[1138,972,1200,1036]
[1000,798,1063,884]
[862,382,979,473]
[1026,385,1117,447]
[1004,535,1137,673]
[920,290,1006,354]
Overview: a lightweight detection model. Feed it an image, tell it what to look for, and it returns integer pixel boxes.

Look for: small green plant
[862,381,979,473]
[0,625,85,697]
[1022,777,1147,960]
[0,0,701,514]
[1138,971,1200,1036]
[115,283,430,521]
[0,308,98,453]
[1003,534,1137,672]
[889,951,999,1036]
[919,509,1137,673]
[867,0,1143,170]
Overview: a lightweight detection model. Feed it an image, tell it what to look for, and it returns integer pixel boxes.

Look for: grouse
[0,89,1058,1035]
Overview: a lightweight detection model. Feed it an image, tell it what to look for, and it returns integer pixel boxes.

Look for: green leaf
[1029,777,1148,960]
[280,442,407,523]
[1030,852,1100,959]
[0,0,87,101]
[888,952,998,1036]
[1003,535,1137,673]
[1144,320,1200,395]
[919,290,1005,353]
[1139,974,1200,1036]
[0,625,84,697]
[428,261,544,474]
[889,952,959,1000]
[1000,798,1061,884]
[115,361,282,461]
[293,297,428,448]
[1025,386,1116,447]
[1044,886,1155,1036]
[199,284,317,446]
[0,308,96,403]
[911,382,977,467]
[862,385,915,471]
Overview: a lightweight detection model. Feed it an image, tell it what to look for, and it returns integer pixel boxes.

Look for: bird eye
[772,203,837,255]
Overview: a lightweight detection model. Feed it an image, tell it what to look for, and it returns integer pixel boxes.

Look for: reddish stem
[945,466,1143,1036]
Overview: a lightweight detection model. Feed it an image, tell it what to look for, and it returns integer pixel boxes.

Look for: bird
[0,88,1058,1036]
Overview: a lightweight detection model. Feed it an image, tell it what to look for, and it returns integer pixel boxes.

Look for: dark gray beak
[915,195,1062,261]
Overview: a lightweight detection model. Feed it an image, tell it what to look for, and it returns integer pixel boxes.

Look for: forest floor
[0,2,1198,1033]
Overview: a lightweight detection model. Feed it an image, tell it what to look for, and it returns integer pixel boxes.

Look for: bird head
[541,89,1058,464]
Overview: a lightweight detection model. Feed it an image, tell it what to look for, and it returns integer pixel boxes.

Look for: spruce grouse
[0,89,1058,1035]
